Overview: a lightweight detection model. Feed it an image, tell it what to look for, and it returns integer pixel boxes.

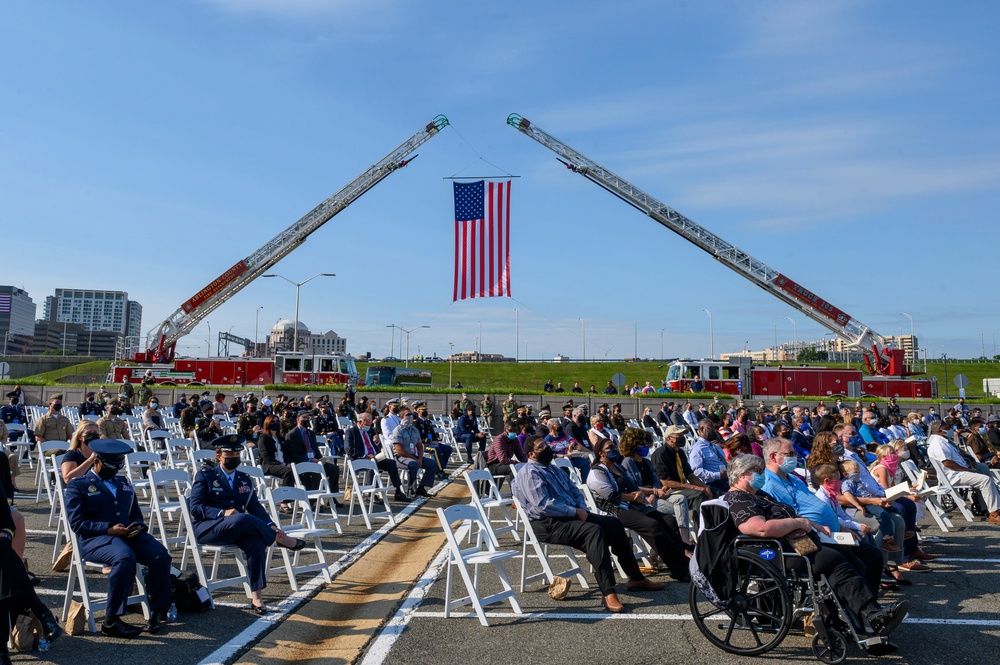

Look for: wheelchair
[689,500,896,663]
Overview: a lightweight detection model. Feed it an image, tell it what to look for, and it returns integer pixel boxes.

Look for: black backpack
[171,571,211,613]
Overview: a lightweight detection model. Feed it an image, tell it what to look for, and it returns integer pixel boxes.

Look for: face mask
[929,411,935,416]
[765,415,773,423]
[832,443,845,456]
[848,472,861,483]
[605,447,620,461]
[52,402,63,411]
[823,480,842,498]
[150,402,158,409]
[96,459,123,481]
[403,416,413,426]
[849,435,864,449]
[749,471,767,490]
[221,456,241,472]
[819,410,827,417]
[362,425,371,432]
[249,407,257,413]
[899,450,910,459]
[594,422,605,430]
[979,426,988,435]
[83,432,100,446]
[535,446,554,466]
[779,456,798,474]
[636,445,650,458]
[111,407,122,416]
[507,432,518,440]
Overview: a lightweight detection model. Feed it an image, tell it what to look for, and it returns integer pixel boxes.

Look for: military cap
[178,393,187,398]
[387,398,401,405]
[49,393,64,402]
[211,434,246,451]
[600,403,610,410]
[201,402,215,413]
[412,401,427,410]
[85,391,95,398]
[538,409,551,418]
[5,391,18,398]
[90,439,133,460]
[562,402,574,411]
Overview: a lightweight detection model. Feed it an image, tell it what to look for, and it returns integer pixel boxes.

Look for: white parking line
[197,464,468,665]
[935,558,1000,563]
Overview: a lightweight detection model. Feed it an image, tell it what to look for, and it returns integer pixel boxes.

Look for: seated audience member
[454,404,487,459]
[345,412,408,502]
[256,414,296,488]
[688,420,730,496]
[391,406,438,498]
[926,420,1000,525]
[619,428,692,547]
[65,439,172,637]
[413,402,453,478]
[189,435,305,615]
[723,454,909,639]
[651,425,713,521]
[1,483,62,660]
[760,438,884,594]
[282,411,340,494]
[586,438,690,580]
[62,419,102,483]
[544,416,591,482]
[486,421,528,491]
[512,436,663,613]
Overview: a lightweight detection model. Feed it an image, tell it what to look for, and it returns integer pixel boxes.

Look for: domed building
[268,319,347,355]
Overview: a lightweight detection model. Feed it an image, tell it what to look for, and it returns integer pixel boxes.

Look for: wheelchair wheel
[689,549,792,655]
[811,629,848,664]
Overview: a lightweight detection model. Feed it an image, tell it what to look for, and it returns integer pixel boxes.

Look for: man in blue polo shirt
[760,437,883,593]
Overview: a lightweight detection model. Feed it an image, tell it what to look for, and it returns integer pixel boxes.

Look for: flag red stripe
[461,221,468,300]
[488,192,495,297]
[504,182,512,295]
[453,221,459,301]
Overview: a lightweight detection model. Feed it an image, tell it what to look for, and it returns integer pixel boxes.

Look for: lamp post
[2,331,10,356]
[206,321,211,357]
[634,321,638,359]
[448,342,454,386]
[254,306,263,357]
[703,309,714,359]
[387,324,399,359]
[660,328,665,361]
[899,312,914,363]
[478,320,482,356]
[784,316,797,361]
[579,318,586,361]
[399,325,429,368]
[263,273,335,353]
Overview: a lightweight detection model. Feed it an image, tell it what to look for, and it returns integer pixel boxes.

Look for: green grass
[11,357,1000,402]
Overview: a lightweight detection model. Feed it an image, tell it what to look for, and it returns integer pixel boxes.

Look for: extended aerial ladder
[142,115,450,363]
[507,113,903,376]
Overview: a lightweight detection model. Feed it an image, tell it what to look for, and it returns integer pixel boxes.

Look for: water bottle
[167,603,178,622]
[38,636,50,653]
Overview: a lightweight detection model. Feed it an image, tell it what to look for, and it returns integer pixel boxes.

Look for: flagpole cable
[445,122,518,180]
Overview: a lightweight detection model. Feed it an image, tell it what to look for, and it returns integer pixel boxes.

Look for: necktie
[227,473,235,489]
[675,450,685,482]
[362,431,375,457]
[302,429,314,456]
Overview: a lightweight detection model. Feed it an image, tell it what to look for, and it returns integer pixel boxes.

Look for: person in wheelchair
[723,453,909,637]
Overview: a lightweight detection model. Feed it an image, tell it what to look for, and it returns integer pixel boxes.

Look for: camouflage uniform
[97,414,130,440]
[502,398,518,426]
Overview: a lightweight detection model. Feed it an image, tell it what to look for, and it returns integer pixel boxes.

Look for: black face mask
[535,447,554,466]
[52,402,63,411]
[97,460,123,481]
[83,432,100,446]
[221,456,240,472]
[9,399,17,405]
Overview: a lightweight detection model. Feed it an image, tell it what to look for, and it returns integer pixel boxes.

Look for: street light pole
[660,328,665,361]
[784,316,797,361]
[703,309,714,359]
[448,342,454,386]
[579,318,586,361]
[634,321,638,359]
[206,321,211,357]
[263,273,335,353]
[399,325,429,368]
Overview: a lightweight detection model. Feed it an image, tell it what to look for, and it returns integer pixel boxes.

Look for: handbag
[785,529,818,556]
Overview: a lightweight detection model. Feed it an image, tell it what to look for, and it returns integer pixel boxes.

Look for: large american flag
[453,180,512,301]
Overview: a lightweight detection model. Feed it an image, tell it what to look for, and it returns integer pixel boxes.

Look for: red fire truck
[509,114,937,400]
[665,359,935,400]
[111,353,358,387]
[115,117,447,387]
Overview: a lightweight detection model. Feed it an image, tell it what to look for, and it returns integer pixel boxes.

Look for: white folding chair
[264,486,335,591]
[35,441,69,504]
[928,458,977,523]
[177,493,253,607]
[291,461,343,534]
[166,438,196,472]
[6,425,35,470]
[437,503,522,627]
[59,485,151,632]
[463,470,519,545]
[237,465,270,500]
[552,457,583,484]
[144,428,171,452]
[511,500,589,592]
[346,458,395,530]
[577,482,651,574]
[125,451,162,502]
[900,459,953,532]
[148,469,192,553]
[49,455,68,563]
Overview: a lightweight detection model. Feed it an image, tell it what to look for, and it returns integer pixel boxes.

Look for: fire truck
[111,353,358,387]
[508,114,936,400]
[110,116,449,387]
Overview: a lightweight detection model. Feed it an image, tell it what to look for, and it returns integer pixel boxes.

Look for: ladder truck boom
[507,113,897,376]
[143,115,450,363]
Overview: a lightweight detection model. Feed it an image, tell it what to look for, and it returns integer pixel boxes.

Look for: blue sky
[3,1,999,363]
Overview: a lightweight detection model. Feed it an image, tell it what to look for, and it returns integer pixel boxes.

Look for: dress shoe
[601,593,625,613]
[626,578,665,592]
[865,600,910,636]
[913,550,940,561]
[249,603,269,616]
[145,611,167,634]
[415,487,431,498]
[101,617,143,639]
[278,538,307,551]
[898,560,931,572]
[38,608,63,642]
[881,537,900,553]
[988,511,1000,526]
[393,491,411,502]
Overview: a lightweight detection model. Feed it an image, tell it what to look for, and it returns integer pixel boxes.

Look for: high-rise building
[0,286,36,355]
[43,289,142,338]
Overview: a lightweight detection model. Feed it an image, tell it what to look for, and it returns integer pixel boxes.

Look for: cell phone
[127,522,146,533]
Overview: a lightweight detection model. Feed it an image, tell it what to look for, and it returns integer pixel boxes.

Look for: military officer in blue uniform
[64,439,172,638]
[189,434,305,615]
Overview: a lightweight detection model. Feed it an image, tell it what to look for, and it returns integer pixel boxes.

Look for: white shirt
[927,434,968,481]
[381,413,401,441]
[683,410,699,430]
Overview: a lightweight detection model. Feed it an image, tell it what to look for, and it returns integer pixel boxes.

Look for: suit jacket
[651,444,694,484]
[189,464,272,539]
[66,470,144,545]
[345,425,380,460]
[454,414,480,441]
[258,433,283,466]
[282,427,318,465]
